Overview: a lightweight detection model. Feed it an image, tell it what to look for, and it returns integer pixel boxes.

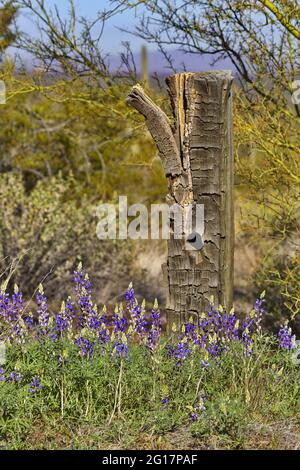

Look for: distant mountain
[108,48,235,76]
[6,46,235,79]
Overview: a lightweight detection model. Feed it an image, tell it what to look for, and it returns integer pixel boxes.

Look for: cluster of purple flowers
[74,335,96,357]
[0,367,43,394]
[108,284,162,358]
[110,304,129,358]
[0,285,26,344]
[0,370,22,383]
[126,284,148,342]
[73,265,93,327]
[190,394,207,422]
[53,298,75,339]
[36,284,50,338]
[172,341,191,366]
[241,296,265,355]
[278,322,296,350]
[168,295,268,366]
[0,367,5,381]
[1,265,298,429]
[73,264,110,350]
[0,291,10,321]
[28,377,43,394]
[0,266,297,371]
[0,265,160,360]
[146,299,162,352]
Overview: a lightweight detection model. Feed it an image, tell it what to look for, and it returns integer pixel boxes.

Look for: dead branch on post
[126,84,182,177]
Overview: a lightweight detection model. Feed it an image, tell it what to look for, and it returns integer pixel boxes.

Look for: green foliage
[0,1,17,56]
[0,336,299,449]
[0,172,131,299]
[234,90,300,321]
[0,69,166,203]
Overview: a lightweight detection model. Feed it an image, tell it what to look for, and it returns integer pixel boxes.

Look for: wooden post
[127,71,234,325]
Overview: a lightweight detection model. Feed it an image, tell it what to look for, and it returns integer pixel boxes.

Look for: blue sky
[15,0,233,73]
[18,0,146,54]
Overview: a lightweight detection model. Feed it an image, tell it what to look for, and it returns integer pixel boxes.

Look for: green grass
[0,334,299,450]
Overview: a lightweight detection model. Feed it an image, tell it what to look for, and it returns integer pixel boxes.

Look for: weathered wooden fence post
[127,71,234,325]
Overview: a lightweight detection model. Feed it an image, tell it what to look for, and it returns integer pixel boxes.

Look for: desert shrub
[0,172,131,300]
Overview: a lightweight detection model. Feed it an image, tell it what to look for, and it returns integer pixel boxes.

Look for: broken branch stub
[126,84,182,177]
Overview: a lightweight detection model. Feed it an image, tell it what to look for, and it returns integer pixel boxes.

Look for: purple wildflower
[179,320,197,343]
[253,297,265,330]
[125,284,148,342]
[146,299,161,352]
[73,264,93,329]
[125,283,136,310]
[172,341,191,366]
[278,323,296,350]
[11,287,24,319]
[8,371,22,383]
[97,311,111,344]
[36,284,50,337]
[222,309,239,343]
[53,298,75,339]
[207,339,220,358]
[111,305,127,334]
[0,290,11,322]
[73,265,109,341]
[24,313,34,331]
[201,359,209,368]
[0,285,26,344]
[110,304,128,358]
[242,294,265,355]
[161,397,169,405]
[0,368,5,381]
[241,316,254,356]
[190,394,206,422]
[74,336,95,357]
[28,377,43,394]
[160,397,169,410]
[114,341,128,358]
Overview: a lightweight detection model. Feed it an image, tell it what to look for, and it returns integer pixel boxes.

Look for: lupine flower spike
[146,298,161,352]
[278,321,296,350]
[37,284,50,338]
